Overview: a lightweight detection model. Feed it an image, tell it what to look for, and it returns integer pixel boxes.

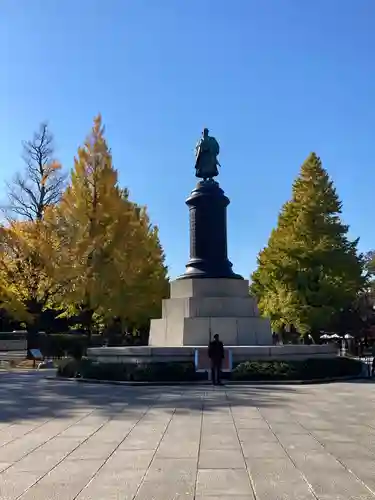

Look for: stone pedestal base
[87,344,338,364]
[149,278,272,347]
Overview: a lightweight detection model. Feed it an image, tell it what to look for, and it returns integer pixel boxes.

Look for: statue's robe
[195,137,219,179]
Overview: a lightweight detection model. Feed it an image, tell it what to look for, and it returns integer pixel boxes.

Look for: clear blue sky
[1,1,374,279]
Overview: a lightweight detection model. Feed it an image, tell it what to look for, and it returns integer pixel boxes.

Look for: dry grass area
[10,359,36,369]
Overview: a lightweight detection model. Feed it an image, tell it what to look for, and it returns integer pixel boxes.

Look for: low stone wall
[87,344,338,364]
[232,344,337,362]
[0,339,27,352]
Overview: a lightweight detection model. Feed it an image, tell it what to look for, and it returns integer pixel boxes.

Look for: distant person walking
[208,334,224,385]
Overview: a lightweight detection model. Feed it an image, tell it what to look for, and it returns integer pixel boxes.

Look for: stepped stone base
[148,277,272,347]
[87,278,338,366]
[150,317,271,346]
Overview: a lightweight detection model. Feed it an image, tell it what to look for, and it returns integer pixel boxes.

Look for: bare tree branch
[6,123,66,221]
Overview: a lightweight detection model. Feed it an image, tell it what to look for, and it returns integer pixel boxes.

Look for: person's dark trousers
[211,360,222,385]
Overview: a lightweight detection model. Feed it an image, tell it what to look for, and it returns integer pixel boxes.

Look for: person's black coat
[208,339,224,362]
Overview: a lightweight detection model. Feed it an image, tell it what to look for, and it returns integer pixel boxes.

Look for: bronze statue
[195,128,220,180]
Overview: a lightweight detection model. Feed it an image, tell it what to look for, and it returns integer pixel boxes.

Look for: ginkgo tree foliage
[0,115,168,338]
[0,273,30,323]
[0,219,67,328]
[251,153,365,335]
[0,123,66,337]
[46,115,168,336]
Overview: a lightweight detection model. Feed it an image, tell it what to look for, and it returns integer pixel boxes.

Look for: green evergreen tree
[365,250,375,283]
[251,153,365,335]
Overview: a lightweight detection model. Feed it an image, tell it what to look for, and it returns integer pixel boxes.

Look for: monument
[148,128,272,347]
[87,129,336,364]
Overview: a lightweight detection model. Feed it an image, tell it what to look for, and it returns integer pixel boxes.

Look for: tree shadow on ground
[0,371,302,423]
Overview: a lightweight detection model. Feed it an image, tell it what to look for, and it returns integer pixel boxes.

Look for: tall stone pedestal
[149,277,272,346]
[178,180,242,280]
[149,179,272,347]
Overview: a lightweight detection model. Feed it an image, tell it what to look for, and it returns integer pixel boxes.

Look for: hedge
[37,334,104,358]
[232,357,363,381]
[57,359,202,382]
[57,356,363,383]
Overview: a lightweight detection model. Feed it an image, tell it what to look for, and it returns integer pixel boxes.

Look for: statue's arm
[210,138,219,156]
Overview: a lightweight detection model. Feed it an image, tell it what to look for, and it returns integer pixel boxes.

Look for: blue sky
[1,1,374,279]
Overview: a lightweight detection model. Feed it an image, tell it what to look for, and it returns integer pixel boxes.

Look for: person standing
[208,334,224,385]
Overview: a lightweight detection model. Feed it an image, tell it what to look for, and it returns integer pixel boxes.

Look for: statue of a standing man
[195,128,220,181]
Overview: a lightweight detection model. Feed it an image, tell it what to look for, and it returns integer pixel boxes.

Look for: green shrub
[58,359,201,382]
[232,357,362,381]
[132,362,198,382]
[57,358,80,378]
[39,334,104,358]
[57,357,93,378]
[57,357,363,383]
[80,361,128,381]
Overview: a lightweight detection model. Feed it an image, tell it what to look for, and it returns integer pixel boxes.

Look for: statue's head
[203,128,209,138]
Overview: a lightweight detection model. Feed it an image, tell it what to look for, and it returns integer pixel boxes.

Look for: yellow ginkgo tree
[0,219,66,325]
[51,115,168,338]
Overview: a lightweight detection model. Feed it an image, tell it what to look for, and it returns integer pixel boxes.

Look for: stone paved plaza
[0,372,375,499]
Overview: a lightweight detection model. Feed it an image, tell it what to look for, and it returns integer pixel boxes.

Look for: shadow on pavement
[0,370,299,423]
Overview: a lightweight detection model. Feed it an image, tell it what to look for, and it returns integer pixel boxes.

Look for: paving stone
[0,438,44,462]
[119,424,167,450]
[340,458,375,492]
[164,423,201,438]
[156,438,200,458]
[201,426,240,450]
[196,468,253,497]
[0,470,41,500]
[135,457,197,500]
[231,408,262,419]
[13,450,68,472]
[76,468,146,500]
[203,414,233,425]
[247,458,315,500]
[312,430,358,443]
[105,449,154,470]
[2,373,375,499]
[37,436,86,453]
[290,451,374,499]
[18,459,103,500]
[259,409,297,422]
[0,424,39,446]
[291,450,349,471]
[276,433,326,453]
[144,457,197,479]
[195,497,254,500]
[199,449,245,469]
[268,423,305,434]
[302,470,374,499]
[241,440,288,459]
[59,425,101,438]
[238,429,278,443]
[324,442,375,460]
[233,418,270,430]
[77,415,110,426]
[66,441,118,460]
[88,423,135,443]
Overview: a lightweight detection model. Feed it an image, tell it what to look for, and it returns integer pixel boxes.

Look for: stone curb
[46,374,370,386]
